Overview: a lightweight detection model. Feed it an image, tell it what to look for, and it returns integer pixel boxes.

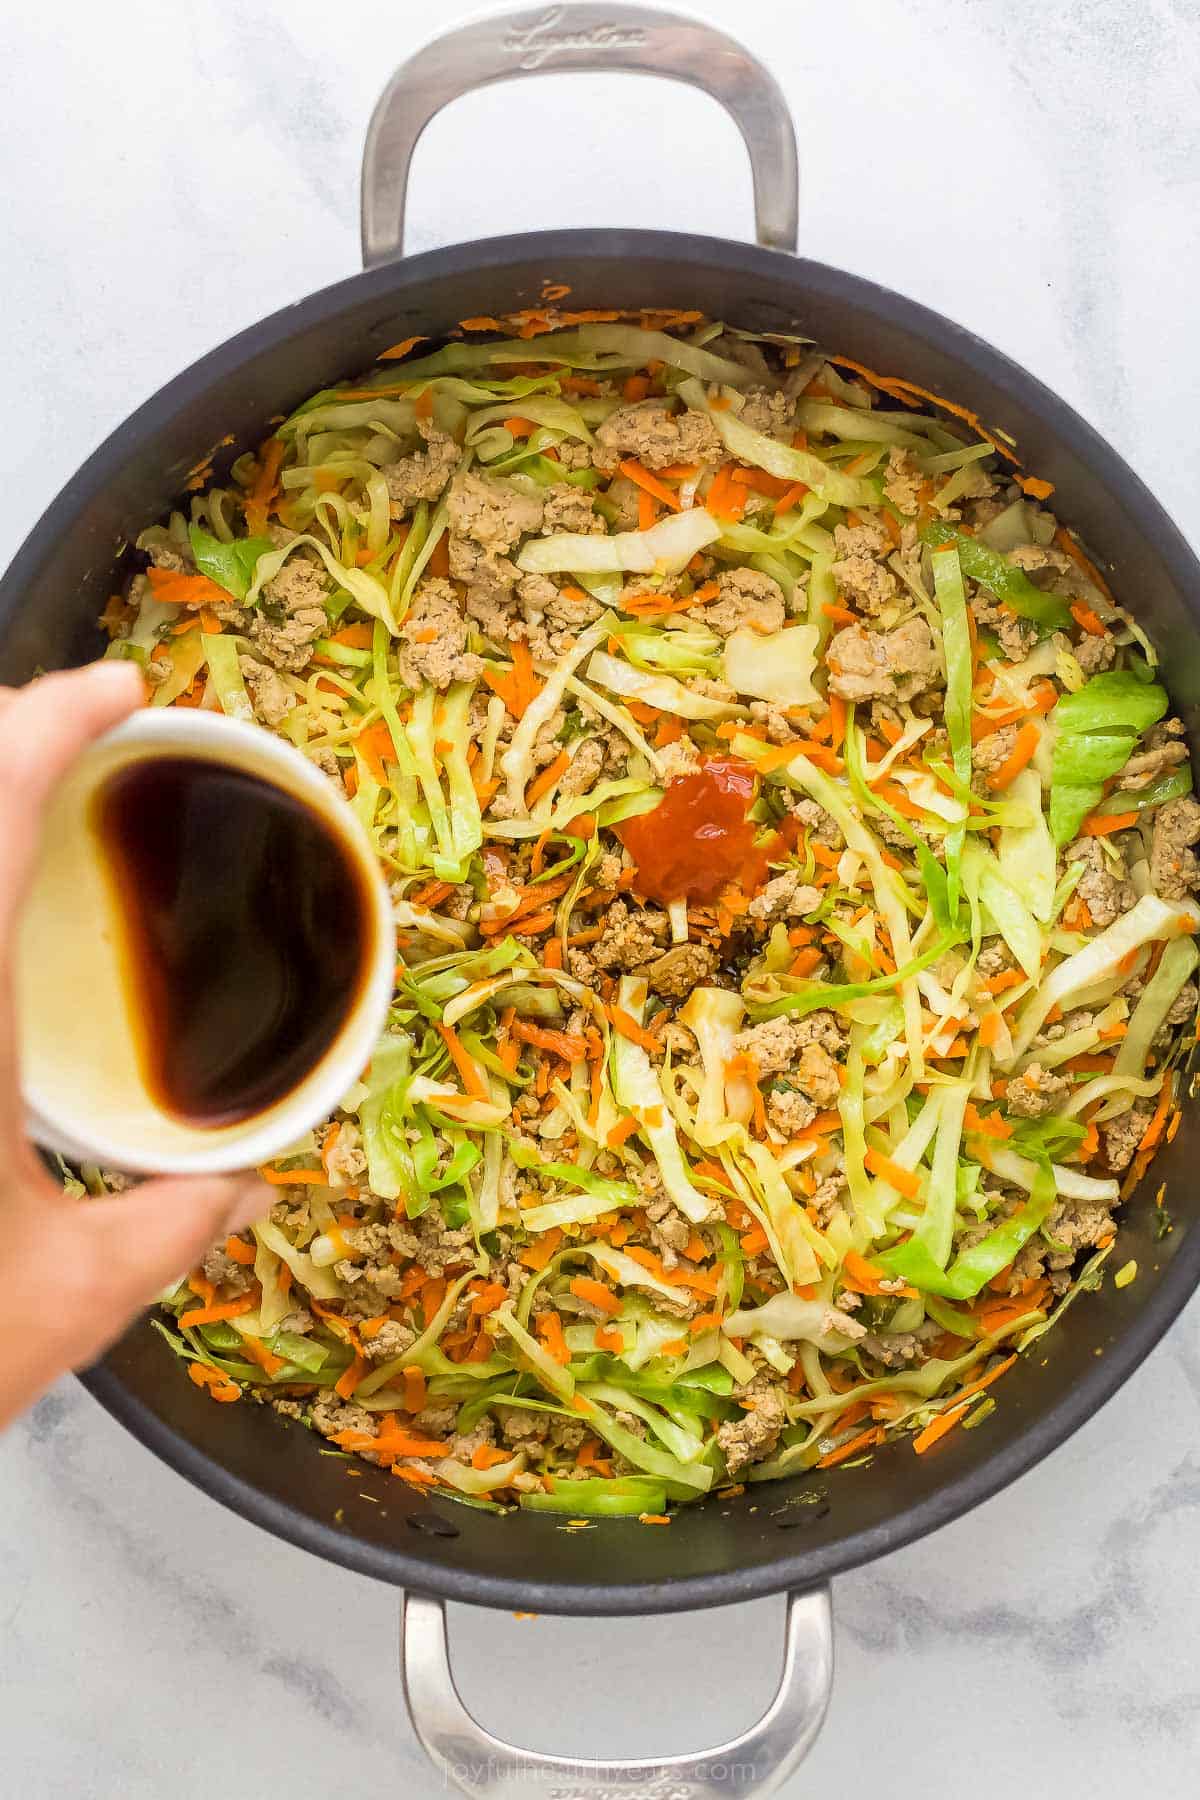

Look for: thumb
[73,1172,271,1329]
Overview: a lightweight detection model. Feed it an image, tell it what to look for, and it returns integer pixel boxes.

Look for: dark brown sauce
[94,756,374,1127]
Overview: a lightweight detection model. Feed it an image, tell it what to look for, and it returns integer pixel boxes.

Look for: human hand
[0,661,267,1430]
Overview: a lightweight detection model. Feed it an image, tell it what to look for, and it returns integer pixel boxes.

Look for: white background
[2,1,1200,1793]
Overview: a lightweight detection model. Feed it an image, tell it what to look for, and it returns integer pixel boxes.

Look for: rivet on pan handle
[361,4,800,265]
[400,1585,833,1798]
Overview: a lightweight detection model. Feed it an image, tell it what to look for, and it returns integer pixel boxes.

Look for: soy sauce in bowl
[93,755,373,1127]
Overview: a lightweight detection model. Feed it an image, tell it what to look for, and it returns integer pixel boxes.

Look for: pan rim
[9,224,1199,1613]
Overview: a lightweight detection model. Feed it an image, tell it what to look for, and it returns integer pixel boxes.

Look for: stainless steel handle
[361,4,799,265]
[400,1585,833,1798]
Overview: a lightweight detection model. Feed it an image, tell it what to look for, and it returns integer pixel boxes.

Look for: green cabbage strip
[493,1307,575,1402]
[930,543,972,909]
[517,507,719,576]
[356,1271,482,1395]
[387,325,754,388]
[919,522,1073,631]
[1097,766,1192,817]
[1049,669,1168,844]
[997,767,1057,923]
[961,839,1041,980]
[500,619,610,809]
[584,648,741,720]
[245,533,399,634]
[1005,894,1198,1060]
[883,1154,1056,1298]
[571,1392,714,1492]
[1112,935,1199,1085]
[889,1081,971,1271]
[188,524,274,599]
[677,378,878,508]
[733,733,928,1073]
[610,975,713,1225]
[201,634,253,722]
[404,681,481,880]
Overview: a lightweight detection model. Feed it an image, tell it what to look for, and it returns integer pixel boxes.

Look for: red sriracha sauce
[618,757,762,904]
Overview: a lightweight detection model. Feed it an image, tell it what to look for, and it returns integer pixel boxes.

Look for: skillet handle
[400,1585,832,1798]
[361,4,799,265]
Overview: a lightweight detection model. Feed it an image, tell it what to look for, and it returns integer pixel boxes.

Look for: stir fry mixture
[94,311,1199,1517]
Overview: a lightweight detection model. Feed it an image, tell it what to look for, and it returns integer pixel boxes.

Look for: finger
[0,662,145,1148]
[0,660,145,943]
[70,1173,272,1340]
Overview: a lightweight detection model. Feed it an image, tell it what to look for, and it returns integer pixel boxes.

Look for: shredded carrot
[863,1147,921,1197]
[569,1277,620,1316]
[911,1403,969,1455]
[986,721,1040,791]
[607,1006,661,1053]
[618,458,683,512]
[244,437,284,534]
[822,602,860,627]
[525,749,571,808]
[378,335,427,361]
[240,1335,285,1378]
[817,1425,884,1468]
[189,1363,241,1402]
[436,1022,488,1100]
[622,374,650,403]
[535,1312,570,1365]
[594,1325,624,1353]
[145,566,229,609]
[1070,599,1109,638]
[355,717,397,784]
[223,1235,257,1266]
[842,1248,917,1298]
[1080,809,1139,836]
[606,1115,641,1148]
[512,1020,588,1061]
[255,1159,325,1188]
[177,1294,258,1328]
[469,1281,509,1316]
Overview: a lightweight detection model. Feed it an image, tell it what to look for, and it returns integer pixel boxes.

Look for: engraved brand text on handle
[501,7,649,71]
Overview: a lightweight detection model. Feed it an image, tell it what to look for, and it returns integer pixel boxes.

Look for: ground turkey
[250,556,329,673]
[972,724,1019,779]
[970,591,1036,662]
[594,399,721,473]
[1103,1100,1156,1172]
[589,899,670,971]
[716,1378,787,1476]
[766,1086,817,1136]
[736,387,793,436]
[395,577,483,689]
[830,520,898,617]
[1151,796,1200,900]
[882,447,924,515]
[747,869,823,925]
[1121,736,1190,790]
[1064,836,1136,927]
[826,619,942,704]
[383,421,460,510]
[1005,1062,1073,1118]
[733,1011,847,1079]
[239,656,295,727]
[642,941,718,999]
[699,566,786,636]
[446,469,544,554]
[542,484,603,534]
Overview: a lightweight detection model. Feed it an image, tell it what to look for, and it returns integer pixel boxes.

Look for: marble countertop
[3,1,1200,1792]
